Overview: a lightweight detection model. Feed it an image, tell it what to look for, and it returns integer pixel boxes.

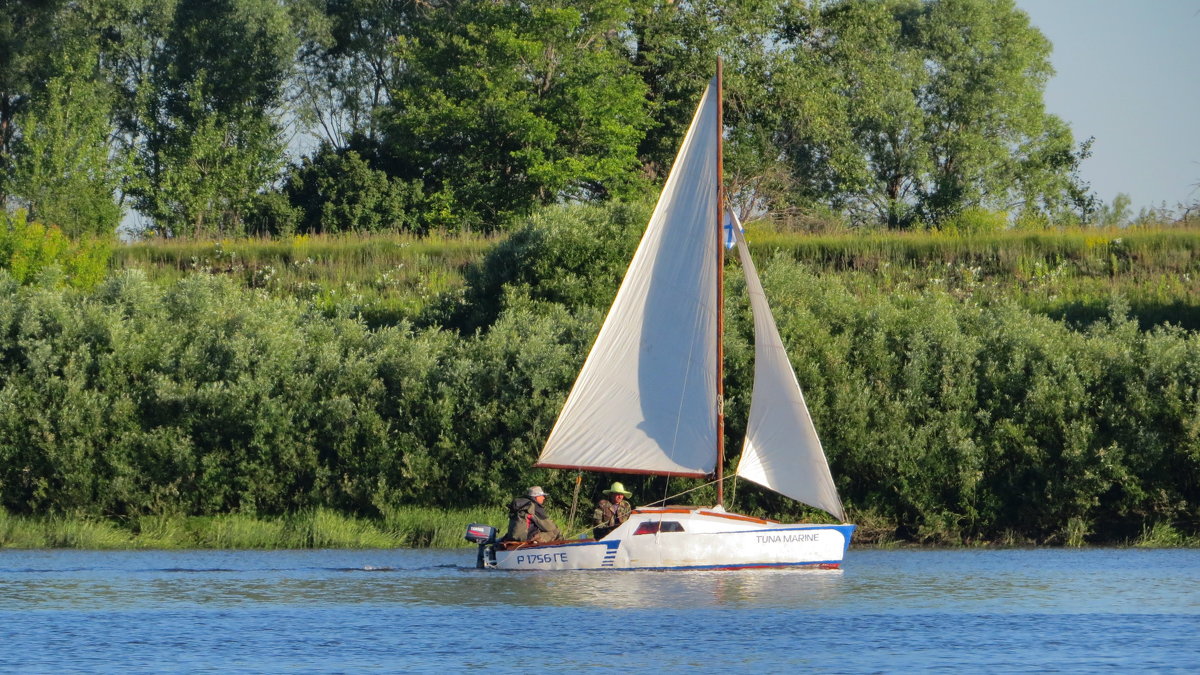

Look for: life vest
[503,497,536,541]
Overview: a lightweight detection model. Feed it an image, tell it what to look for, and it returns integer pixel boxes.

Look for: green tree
[771,0,1091,228]
[0,0,126,210]
[624,1,779,179]
[380,0,651,231]
[292,0,418,148]
[280,143,424,235]
[0,1,62,208]
[131,0,297,237]
[5,53,126,237]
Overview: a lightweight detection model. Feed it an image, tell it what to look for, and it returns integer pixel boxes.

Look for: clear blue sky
[1016,0,1200,212]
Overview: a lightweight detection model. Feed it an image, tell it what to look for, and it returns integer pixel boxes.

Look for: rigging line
[566,471,582,535]
[642,473,736,508]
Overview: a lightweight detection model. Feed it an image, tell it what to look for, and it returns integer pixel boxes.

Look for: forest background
[1,0,1198,548]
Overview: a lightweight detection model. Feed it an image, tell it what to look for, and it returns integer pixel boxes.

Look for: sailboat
[466,64,855,570]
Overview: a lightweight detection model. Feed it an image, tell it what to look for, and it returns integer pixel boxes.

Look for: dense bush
[439,200,649,332]
[279,145,427,236]
[1,204,1198,544]
[723,256,1200,543]
[0,270,591,518]
[0,210,112,289]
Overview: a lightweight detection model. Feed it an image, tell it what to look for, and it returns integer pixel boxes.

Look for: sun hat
[527,486,547,498]
[606,482,632,497]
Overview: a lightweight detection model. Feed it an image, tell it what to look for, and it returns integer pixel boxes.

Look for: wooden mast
[715,58,726,508]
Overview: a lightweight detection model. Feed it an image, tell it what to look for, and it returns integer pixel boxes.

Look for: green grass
[1133,522,1200,548]
[744,222,1200,329]
[0,507,503,550]
[111,231,498,322]
[109,221,1200,330]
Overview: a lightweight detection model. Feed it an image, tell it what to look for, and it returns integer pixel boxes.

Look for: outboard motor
[464,523,498,568]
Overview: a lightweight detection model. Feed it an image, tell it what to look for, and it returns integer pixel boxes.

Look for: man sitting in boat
[502,486,563,543]
[592,482,633,539]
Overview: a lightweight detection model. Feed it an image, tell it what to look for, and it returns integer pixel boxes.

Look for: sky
[1015,0,1200,212]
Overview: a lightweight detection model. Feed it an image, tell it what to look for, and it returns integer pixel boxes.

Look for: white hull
[482,508,854,571]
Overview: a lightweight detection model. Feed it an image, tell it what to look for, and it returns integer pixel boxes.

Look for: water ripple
[1,548,1198,672]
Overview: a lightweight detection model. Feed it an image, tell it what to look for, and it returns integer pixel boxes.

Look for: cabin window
[634,521,684,535]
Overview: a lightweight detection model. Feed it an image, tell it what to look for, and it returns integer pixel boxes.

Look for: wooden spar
[715,58,726,508]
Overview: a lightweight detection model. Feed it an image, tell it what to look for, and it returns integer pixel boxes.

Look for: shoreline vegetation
[3,203,1200,549]
[6,1,1197,551]
[0,507,495,550]
[2,508,1195,550]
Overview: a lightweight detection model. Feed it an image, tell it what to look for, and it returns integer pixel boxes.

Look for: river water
[2,547,1198,673]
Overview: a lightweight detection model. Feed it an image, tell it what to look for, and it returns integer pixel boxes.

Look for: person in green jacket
[503,486,562,543]
[592,482,632,539]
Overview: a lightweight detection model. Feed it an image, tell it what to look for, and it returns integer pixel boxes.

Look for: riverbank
[0,507,497,550]
[2,508,1195,550]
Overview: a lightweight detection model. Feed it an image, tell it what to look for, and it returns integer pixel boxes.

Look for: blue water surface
[2,547,1198,673]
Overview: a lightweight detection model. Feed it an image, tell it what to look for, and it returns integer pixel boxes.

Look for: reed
[0,507,501,550]
[378,505,505,548]
[1133,522,1200,548]
[111,231,497,321]
[0,513,133,549]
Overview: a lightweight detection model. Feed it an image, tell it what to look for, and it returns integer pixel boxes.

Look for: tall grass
[111,223,1200,329]
[0,507,500,550]
[1134,522,1200,548]
[750,224,1200,279]
[745,223,1200,329]
[111,231,497,322]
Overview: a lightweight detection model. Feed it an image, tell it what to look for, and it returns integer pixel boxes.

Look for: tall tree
[380,0,651,232]
[292,0,418,149]
[771,0,1091,228]
[131,0,297,237]
[4,53,126,237]
[625,0,778,183]
[0,1,94,210]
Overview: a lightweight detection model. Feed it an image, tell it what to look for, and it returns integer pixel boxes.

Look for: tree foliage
[292,0,417,148]
[279,143,425,236]
[4,53,126,237]
[763,0,1091,228]
[379,0,651,231]
[1,0,1102,235]
[130,0,297,237]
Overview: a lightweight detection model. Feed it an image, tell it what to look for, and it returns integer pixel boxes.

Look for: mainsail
[535,78,720,476]
[730,213,846,522]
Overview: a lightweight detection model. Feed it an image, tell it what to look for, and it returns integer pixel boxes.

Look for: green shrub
[0,210,112,289]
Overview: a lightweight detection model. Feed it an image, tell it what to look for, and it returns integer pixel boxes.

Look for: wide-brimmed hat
[606,481,632,497]
[527,486,547,498]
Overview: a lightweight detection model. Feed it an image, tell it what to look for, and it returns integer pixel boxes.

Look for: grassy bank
[3,507,1195,549]
[0,507,501,550]
[4,205,1197,546]
[110,221,1200,330]
[111,231,497,322]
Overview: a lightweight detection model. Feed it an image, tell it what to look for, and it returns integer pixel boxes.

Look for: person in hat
[592,482,633,539]
[501,486,563,543]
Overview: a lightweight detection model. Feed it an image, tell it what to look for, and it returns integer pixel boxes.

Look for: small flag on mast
[724,207,744,250]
